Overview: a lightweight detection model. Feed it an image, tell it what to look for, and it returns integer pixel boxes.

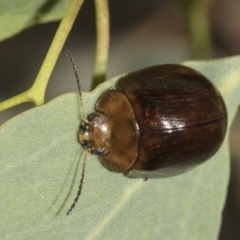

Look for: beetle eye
[88,113,101,123]
[92,148,105,156]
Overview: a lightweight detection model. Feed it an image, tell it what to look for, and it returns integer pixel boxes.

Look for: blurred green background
[0,1,240,239]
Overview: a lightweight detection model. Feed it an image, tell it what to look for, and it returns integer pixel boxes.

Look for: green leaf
[1,56,240,239]
[0,0,68,41]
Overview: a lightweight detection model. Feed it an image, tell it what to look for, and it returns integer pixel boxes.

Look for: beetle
[66,51,227,215]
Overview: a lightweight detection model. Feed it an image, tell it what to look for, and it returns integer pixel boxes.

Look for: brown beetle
[66,52,227,215]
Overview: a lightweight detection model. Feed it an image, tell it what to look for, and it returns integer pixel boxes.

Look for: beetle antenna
[66,149,91,215]
[66,50,86,120]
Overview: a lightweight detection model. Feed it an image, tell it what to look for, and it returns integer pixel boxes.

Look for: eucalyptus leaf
[1,56,240,240]
[0,0,67,41]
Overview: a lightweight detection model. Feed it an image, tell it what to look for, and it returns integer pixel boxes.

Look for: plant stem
[188,0,213,59]
[0,0,84,112]
[91,0,110,90]
[177,0,214,59]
